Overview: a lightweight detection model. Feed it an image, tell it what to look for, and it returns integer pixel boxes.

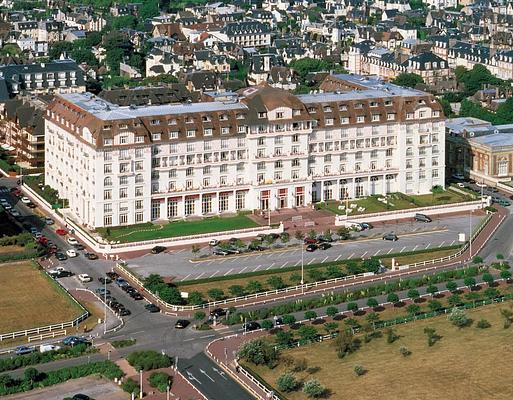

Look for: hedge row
[0,361,123,396]
[224,266,483,325]
[0,343,94,373]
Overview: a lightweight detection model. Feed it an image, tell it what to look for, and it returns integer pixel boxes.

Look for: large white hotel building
[44,75,445,228]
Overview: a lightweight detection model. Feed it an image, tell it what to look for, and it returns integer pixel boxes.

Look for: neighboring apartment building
[446,117,513,184]
[44,75,445,228]
[219,21,272,48]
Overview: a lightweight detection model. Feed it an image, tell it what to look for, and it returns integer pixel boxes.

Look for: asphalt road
[128,214,483,281]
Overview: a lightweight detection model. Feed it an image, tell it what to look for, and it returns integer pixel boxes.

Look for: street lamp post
[300,242,304,294]
[139,369,143,399]
[469,209,473,260]
[166,384,170,400]
[103,277,107,334]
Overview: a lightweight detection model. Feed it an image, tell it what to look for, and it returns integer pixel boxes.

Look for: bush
[385,328,399,344]
[111,339,136,349]
[292,358,308,372]
[148,372,172,392]
[276,372,299,392]
[237,339,279,368]
[261,320,274,330]
[126,351,172,371]
[476,319,491,329]
[121,378,139,394]
[354,365,366,376]
[302,379,326,398]
[399,346,411,357]
[449,307,472,328]
[193,311,206,321]
[326,306,338,318]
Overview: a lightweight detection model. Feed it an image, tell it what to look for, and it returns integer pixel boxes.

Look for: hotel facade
[44,75,445,228]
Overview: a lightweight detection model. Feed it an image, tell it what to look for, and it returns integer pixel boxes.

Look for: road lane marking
[307,258,316,265]
[209,270,219,278]
[400,246,407,253]
[438,241,445,248]
[334,255,341,261]
[387,248,393,254]
[239,266,248,273]
[322,256,329,263]
[253,265,261,272]
[223,269,233,276]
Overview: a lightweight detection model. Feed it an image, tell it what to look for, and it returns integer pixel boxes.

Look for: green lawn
[320,190,471,216]
[97,214,260,242]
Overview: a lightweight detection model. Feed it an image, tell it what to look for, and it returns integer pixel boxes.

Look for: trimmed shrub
[148,372,172,392]
[126,351,172,371]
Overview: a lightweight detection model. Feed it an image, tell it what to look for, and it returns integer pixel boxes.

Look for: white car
[66,249,77,258]
[45,217,54,225]
[476,182,486,188]
[40,344,61,353]
[21,196,31,204]
[457,183,465,188]
[9,209,21,217]
[66,237,79,245]
[78,274,92,283]
[209,239,220,246]
[49,267,65,275]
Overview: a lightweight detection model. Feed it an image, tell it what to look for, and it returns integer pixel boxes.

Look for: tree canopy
[392,73,424,88]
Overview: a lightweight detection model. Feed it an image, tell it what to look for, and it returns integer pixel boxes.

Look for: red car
[303,238,317,245]
[13,189,21,197]
[55,228,68,236]
[38,236,48,244]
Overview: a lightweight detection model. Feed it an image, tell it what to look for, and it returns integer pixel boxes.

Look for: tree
[187,291,204,305]
[207,288,224,301]
[366,297,378,309]
[193,311,206,321]
[354,365,366,376]
[298,325,318,341]
[326,264,343,278]
[482,272,495,287]
[333,329,360,358]
[407,289,420,302]
[501,270,512,281]
[472,256,483,264]
[392,73,424,88]
[446,280,458,293]
[464,277,477,290]
[484,287,500,299]
[191,244,200,255]
[275,330,294,346]
[476,319,491,329]
[406,304,420,315]
[500,309,513,328]
[267,276,286,290]
[289,57,335,78]
[282,314,296,325]
[140,0,160,20]
[326,306,338,318]
[228,285,245,297]
[386,328,399,343]
[365,312,380,325]
[276,373,299,392]
[304,310,317,321]
[111,15,137,31]
[307,229,317,239]
[261,320,274,330]
[363,258,380,273]
[465,291,480,304]
[105,47,125,75]
[237,339,279,367]
[448,294,462,307]
[449,307,471,328]
[387,292,400,304]
[24,367,39,385]
[49,41,73,60]
[347,302,358,312]
[324,322,338,334]
[424,327,440,346]
[428,300,443,312]
[427,285,439,296]
[246,280,263,294]
[302,379,326,398]
[294,231,304,241]
[0,43,21,57]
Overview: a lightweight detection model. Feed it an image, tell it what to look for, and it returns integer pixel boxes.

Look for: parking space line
[334,255,341,261]
[253,265,261,272]
[400,246,407,253]
[218,258,227,264]
[450,240,456,246]
[373,249,381,256]
[387,248,393,254]
[269,262,275,268]
[425,243,431,249]
[294,260,300,266]
[280,262,288,268]
[239,266,248,273]
[175,249,185,254]
[209,270,219,278]
[348,253,355,259]
[181,273,191,281]
[223,268,233,276]
[307,258,316,265]
[412,245,418,251]
[322,256,329,263]
[438,241,446,248]
[196,272,205,279]
[207,260,215,265]
[361,251,368,258]
[266,264,274,270]
[255,254,262,259]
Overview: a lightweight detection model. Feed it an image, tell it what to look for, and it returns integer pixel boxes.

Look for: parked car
[145,304,160,313]
[78,274,92,283]
[248,243,266,251]
[84,252,98,260]
[242,321,261,331]
[213,248,229,256]
[151,246,166,254]
[210,308,226,318]
[175,319,190,329]
[55,252,68,261]
[72,394,91,400]
[15,346,36,355]
[40,344,61,353]
[383,233,399,241]
[414,213,432,223]
[360,222,373,230]
[66,249,78,258]
[304,238,317,245]
[119,308,131,316]
[98,276,112,284]
[128,291,143,300]
[67,237,79,245]
[456,182,465,188]
[115,278,129,287]
[106,271,119,280]
[306,244,318,252]
[96,288,111,296]
[318,242,332,250]
[273,317,283,326]
[49,266,65,275]
[317,235,333,243]
[452,173,465,180]
[225,247,241,254]
[499,199,511,207]
[122,285,135,293]
[62,336,91,347]
[74,244,85,251]
[44,217,54,225]
[20,196,31,204]
[55,228,68,236]
[209,239,219,246]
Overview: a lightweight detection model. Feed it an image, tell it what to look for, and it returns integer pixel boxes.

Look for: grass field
[380,248,458,267]
[0,245,25,255]
[321,190,471,216]
[0,262,84,333]
[96,214,259,242]
[248,300,513,400]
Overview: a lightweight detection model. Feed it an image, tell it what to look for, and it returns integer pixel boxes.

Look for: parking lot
[127,214,484,281]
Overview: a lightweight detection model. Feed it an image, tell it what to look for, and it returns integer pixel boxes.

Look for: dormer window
[219,114,228,121]
[276,112,284,119]
[168,119,177,125]
[385,100,393,106]
[202,115,211,122]
[324,106,332,113]
[236,113,245,120]
[185,117,194,123]
[258,111,267,118]
[355,103,363,109]
[308,107,316,113]
[370,101,378,107]
[292,109,301,116]
[150,119,161,126]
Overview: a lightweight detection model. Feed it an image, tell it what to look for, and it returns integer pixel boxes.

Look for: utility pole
[300,242,304,294]
[104,277,107,334]
[139,369,143,399]
[469,209,473,260]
